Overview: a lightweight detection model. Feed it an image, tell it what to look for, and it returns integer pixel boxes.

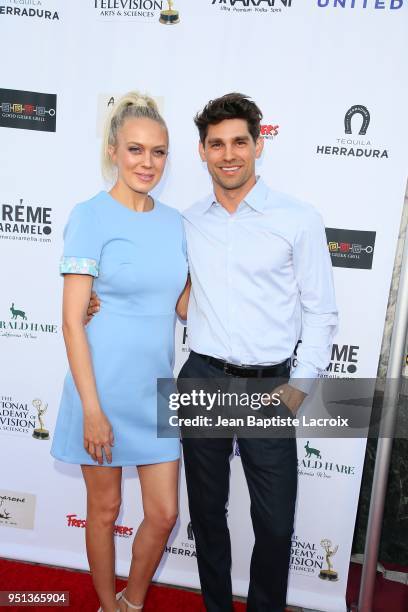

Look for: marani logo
[326,228,376,269]
[317,0,403,10]
[1,303,58,341]
[212,0,293,14]
[0,89,57,133]
[0,199,53,243]
[316,106,388,160]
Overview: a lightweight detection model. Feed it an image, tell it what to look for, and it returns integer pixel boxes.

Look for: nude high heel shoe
[118,590,144,610]
[97,589,123,611]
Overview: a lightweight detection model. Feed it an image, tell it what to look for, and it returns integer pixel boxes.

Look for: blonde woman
[51,93,190,612]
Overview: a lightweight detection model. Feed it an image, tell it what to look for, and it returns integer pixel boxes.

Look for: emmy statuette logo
[159,0,180,24]
[32,399,50,440]
[319,539,339,581]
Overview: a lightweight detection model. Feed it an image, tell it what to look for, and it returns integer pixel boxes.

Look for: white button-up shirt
[182,178,338,392]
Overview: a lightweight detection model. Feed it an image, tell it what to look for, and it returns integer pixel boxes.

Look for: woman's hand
[85,290,101,324]
[83,409,114,465]
[176,275,191,321]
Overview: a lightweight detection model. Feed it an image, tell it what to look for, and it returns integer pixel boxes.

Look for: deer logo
[10,303,27,320]
[0,500,11,520]
[304,441,321,459]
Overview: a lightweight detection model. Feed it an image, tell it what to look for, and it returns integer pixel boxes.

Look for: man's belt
[193,351,290,378]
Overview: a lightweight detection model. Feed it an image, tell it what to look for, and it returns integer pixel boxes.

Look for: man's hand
[273,383,306,416]
[85,291,101,324]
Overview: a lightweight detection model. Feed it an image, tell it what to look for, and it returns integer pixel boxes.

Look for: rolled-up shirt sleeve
[289,209,338,393]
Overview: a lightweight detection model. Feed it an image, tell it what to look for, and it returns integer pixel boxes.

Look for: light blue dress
[51,191,187,466]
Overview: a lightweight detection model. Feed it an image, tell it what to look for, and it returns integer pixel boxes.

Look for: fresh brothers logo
[316,105,388,160]
[260,124,279,140]
[0,88,57,132]
[326,228,376,269]
[211,0,293,14]
[66,514,134,537]
[0,303,58,340]
[0,199,53,243]
[317,0,403,10]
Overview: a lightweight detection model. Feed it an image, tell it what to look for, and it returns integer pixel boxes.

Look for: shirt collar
[243,176,268,213]
[200,176,268,214]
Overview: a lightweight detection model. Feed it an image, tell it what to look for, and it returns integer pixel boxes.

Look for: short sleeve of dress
[59,203,103,277]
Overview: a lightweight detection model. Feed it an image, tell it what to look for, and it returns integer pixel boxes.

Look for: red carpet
[0,558,407,611]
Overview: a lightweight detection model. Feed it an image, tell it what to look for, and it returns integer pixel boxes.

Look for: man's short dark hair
[194,93,263,144]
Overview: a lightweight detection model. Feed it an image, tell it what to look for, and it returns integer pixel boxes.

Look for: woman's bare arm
[62,275,113,464]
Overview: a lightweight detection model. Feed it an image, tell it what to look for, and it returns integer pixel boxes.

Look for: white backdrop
[1,2,408,611]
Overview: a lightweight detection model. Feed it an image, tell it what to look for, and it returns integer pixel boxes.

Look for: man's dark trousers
[179,351,298,612]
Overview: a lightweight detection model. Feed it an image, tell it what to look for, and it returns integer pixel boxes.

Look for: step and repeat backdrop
[1,2,407,611]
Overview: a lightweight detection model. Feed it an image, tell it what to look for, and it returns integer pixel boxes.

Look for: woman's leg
[121,459,179,608]
[81,465,122,612]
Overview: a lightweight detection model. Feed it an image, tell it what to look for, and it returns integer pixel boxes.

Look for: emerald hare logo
[298,440,356,481]
[1,303,58,341]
